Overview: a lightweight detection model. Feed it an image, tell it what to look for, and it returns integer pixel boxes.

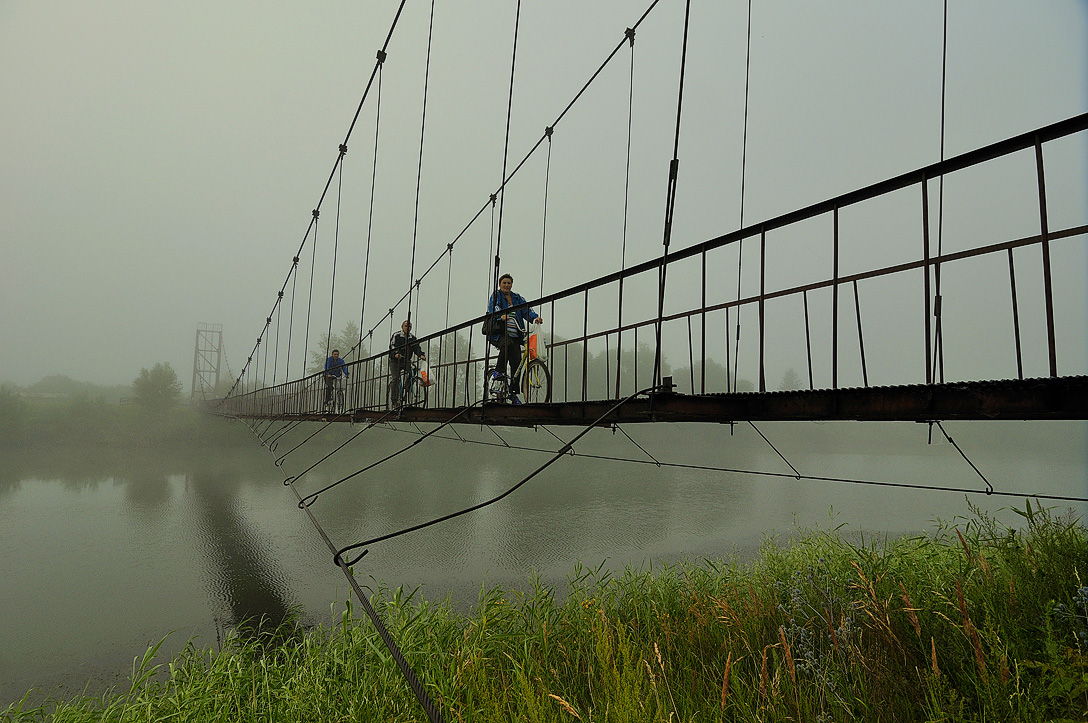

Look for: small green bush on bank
[6,503,1087,722]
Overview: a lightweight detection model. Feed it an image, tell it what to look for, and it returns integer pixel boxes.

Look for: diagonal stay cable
[332,386,663,568]
[539,424,577,455]
[297,403,482,508]
[369,424,1088,504]
[935,420,994,494]
[748,421,801,478]
[614,424,661,466]
[283,409,399,485]
[274,411,344,466]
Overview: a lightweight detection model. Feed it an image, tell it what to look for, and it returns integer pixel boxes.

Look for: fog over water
[2,0,1086,711]
[2,418,1085,706]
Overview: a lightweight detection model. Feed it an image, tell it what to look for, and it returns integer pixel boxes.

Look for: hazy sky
[2,1,1085,389]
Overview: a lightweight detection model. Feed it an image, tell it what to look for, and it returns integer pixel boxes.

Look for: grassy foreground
[6,503,1087,722]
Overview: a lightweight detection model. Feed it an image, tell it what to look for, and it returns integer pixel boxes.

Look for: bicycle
[486,319,551,404]
[389,359,429,408]
[324,375,346,414]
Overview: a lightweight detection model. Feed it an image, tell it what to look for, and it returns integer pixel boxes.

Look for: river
[2,418,1085,707]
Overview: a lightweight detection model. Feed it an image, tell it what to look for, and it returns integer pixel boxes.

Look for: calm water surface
[2,420,1085,706]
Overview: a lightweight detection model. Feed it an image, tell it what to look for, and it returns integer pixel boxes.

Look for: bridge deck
[231,376,1088,427]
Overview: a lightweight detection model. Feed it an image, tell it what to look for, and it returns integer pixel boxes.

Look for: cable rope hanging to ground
[731,0,753,395]
[249,425,446,723]
[652,0,693,391]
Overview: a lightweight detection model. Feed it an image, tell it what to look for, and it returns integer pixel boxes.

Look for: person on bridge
[485,273,543,404]
[389,319,426,407]
[323,349,348,410]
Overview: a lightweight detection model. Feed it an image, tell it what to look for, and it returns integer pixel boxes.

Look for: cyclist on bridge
[486,273,543,404]
[389,319,426,407]
[323,349,349,409]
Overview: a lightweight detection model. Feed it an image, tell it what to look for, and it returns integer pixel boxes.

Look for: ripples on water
[2,421,1085,705]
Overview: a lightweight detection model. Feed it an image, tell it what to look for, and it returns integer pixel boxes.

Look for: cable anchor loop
[376,49,387,64]
[625,27,635,46]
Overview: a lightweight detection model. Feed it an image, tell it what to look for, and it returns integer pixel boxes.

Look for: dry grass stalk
[760,645,769,702]
[721,652,732,710]
[548,693,583,721]
[999,654,1010,686]
[930,636,940,676]
[778,626,797,689]
[899,581,922,638]
[826,608,840,653]
[955,527,974,565]
[956,580,988,680]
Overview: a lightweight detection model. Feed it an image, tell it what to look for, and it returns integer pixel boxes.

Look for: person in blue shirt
[323,349,349,410]
[485,273,543,403]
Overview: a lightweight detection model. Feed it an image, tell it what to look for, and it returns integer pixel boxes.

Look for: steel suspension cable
[326,147,347,358]
[358,59,385,358]
[653,0,693,390]
[539,127,553,300]
[406,0,437,329]
[491,0,523,294]
[732,0,753,394]
[306,211,319,373]
[932,0,949,383]
[228,0,409,397]
[617,28,636,398]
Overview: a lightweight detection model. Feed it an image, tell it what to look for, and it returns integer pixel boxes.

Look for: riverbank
[5,502,1086,722]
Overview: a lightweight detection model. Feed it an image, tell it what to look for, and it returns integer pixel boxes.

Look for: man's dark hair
[332,349,339,354]
[499,273,514,284]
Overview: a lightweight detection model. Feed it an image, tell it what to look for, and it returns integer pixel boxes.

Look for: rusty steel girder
[232,376,1088,427]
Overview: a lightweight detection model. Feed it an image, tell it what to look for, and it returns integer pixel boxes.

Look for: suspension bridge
[203,2,1087,720]
[211,108,1088,426]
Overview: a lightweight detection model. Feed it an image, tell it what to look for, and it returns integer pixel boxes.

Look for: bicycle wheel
[335,388,345,413]
[521,359,551,403]
[405,374,428,407]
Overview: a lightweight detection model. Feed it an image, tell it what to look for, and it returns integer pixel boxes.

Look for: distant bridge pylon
[191,322,224,402]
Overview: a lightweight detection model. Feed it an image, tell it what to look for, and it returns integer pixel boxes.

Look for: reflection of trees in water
[188,470,298,641]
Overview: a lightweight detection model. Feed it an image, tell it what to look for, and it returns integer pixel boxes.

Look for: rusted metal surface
[226,376,1088,427]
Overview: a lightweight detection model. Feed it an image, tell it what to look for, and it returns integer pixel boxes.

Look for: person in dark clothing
[324,349,349,409]
[485,273,543,404]
[388,319,426,406]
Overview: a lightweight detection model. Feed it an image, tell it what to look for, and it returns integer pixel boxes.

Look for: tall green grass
[7,501,1087,722]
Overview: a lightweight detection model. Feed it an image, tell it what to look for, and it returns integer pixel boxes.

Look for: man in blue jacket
[485,273,543,403]
[324,349,349,410]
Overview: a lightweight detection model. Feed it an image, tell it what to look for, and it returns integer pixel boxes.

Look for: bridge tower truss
[191,322,224,401]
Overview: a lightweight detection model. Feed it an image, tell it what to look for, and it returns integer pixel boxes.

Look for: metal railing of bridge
[214,112,1088,419]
